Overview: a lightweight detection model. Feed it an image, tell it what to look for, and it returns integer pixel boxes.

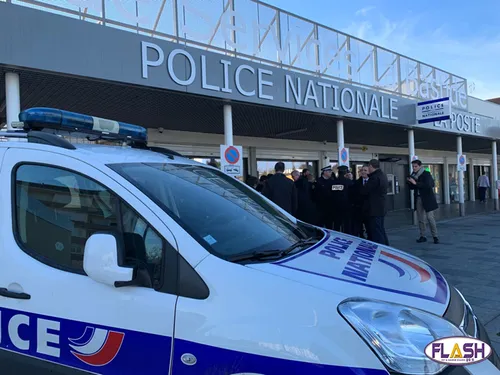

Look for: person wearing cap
[314,165,336,229]
[332,165,354,234]
[407,159,439,244]
[262,162,298,215]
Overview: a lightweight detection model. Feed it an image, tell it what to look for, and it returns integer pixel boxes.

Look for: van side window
[14,164,165,289]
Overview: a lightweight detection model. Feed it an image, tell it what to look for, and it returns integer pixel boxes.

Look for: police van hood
[248,230,450,316]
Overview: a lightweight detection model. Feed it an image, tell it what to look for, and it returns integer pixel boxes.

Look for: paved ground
[386,200,496,230]
[387,211,500,354]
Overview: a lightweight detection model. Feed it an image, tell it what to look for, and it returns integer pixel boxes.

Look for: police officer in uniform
[332,165,354,234]
[314,165,335,229]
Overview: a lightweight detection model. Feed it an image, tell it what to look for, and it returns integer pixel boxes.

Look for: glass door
[449,164,469,201]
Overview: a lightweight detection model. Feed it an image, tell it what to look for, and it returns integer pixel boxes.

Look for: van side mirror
[83,233,134,287]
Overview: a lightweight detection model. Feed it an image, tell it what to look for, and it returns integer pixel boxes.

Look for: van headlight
[338,298,465,375]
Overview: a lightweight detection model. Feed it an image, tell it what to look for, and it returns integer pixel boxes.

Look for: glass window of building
[448,164,469,201]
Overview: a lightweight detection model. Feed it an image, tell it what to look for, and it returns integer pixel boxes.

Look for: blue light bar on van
[16,108,148,143]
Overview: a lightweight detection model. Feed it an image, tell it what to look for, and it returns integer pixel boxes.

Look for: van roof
[0,139,204,167]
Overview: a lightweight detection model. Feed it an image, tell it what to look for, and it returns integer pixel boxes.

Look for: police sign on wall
[457,154,467,172]
[416,97,451,124]
[339,147,350,167]
[220,145,243,177]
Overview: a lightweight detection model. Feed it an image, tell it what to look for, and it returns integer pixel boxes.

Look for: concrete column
[493,141,499,210]
[5,72,21,131]
[443,158,451,205]
[223,104,233,146]
[336,120,344,151]
[408,129,417,223]
[457,136,465,216]
[248,146,258,177]
[468,158,475,202]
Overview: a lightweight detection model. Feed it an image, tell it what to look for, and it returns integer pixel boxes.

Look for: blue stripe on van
[172,338,389,374]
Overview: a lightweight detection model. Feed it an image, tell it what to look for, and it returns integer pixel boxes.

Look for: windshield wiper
[229,237,318,263]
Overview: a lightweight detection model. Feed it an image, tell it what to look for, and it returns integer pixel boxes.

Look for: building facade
[1,0,500,214]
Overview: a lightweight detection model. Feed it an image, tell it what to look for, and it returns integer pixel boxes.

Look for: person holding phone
[407,160,439,244]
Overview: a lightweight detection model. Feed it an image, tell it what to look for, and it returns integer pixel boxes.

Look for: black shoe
[433,237,439,244]
[417,236,427,243]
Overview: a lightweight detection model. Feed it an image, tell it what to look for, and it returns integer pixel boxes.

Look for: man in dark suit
[407,160,439,244]
[262,162,298,215]
[314,165,336,229]
[332,165,354,234]
[292,170,317,224]
[350,164,370,238]
[361,159,389,246]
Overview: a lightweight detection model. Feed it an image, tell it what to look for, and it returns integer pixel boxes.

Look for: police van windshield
[109,163,322,259]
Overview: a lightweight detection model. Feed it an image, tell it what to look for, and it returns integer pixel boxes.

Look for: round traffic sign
[340,148,348,163]
[224,146,240,165]
[459,155,465,165]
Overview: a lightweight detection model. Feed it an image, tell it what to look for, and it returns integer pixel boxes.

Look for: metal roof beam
[206,0,232,48]
[252,11,278,57]
[321,38,347,75]
[288,28,314,68]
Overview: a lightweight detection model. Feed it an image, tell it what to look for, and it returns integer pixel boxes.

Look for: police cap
[321,165,332,173]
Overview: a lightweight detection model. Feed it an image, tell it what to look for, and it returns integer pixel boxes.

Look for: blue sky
[265,0,500,100]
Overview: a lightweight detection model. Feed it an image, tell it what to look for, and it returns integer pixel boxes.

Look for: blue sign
[416,97,451,124]
[224,146,240,165]
[341,148,348,162]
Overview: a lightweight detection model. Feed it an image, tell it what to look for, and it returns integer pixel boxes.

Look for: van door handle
[0,288,31,300]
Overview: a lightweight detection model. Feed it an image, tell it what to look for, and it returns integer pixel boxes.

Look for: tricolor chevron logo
[69,326,125,367]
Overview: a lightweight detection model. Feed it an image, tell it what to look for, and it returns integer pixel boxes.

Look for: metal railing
[4,0,469,109]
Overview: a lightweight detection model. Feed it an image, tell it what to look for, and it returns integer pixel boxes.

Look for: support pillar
[457,136,465,216]
[248,146,258,177]
[493,141,499,210]
[336,120,344,152]
[223,104,233,146]
[468,159,475,202]
[443,158,451,205]
[5,72,21,131]
[408,129,417,224]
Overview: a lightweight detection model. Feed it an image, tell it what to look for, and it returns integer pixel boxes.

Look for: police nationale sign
[416,97,451,124]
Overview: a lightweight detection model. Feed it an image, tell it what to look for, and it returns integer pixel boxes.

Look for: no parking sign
[457,154,467,172]
[220,144,243,177]
[339,147,349,167]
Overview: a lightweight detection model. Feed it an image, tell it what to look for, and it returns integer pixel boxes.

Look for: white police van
[0,108,498,375]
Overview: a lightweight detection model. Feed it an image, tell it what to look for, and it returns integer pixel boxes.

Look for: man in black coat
[262,162,298,215]
[314,165,336,229]
[292,170,317,224]
[350,165,370,238]
[332,165,354,234]
[407,159,439,244]
[361,159,389,246]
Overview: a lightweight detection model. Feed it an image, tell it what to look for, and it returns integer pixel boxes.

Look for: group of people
[247,158,440,245]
